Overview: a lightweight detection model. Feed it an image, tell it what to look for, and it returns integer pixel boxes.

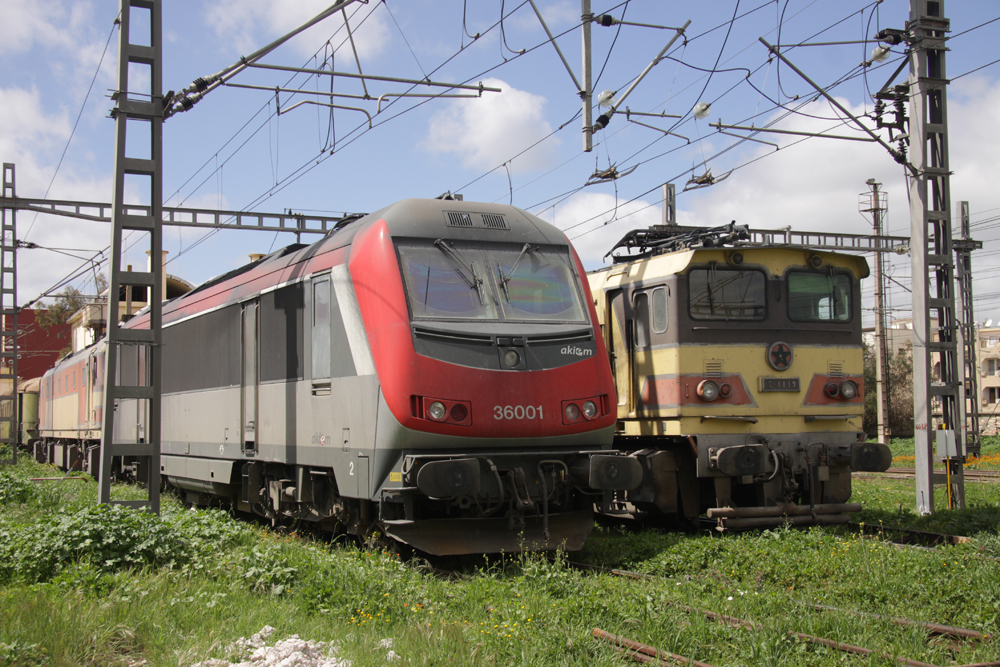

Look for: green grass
[1,457,999,666]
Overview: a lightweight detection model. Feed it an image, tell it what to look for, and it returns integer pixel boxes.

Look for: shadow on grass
[858,503,1000,537]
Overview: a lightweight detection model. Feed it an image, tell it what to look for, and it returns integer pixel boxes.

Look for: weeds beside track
[2,454,1000,666]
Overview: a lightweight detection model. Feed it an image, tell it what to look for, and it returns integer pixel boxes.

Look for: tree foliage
[863,338,914,437]
[33,287,88,331]
[33,274,107,332]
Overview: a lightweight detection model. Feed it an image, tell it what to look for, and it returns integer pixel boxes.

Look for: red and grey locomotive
[38,197,641,555]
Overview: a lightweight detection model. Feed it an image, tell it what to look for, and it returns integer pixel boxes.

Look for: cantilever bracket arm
[709,122,876,144]
[164,0,362,118]
[759,37,916,176]
[594,20,691,131]
[527,0,581,93]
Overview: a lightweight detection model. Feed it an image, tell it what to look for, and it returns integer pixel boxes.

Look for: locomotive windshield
[397,242,587,323]
[787,271,852,322]
[398,244,498,320]
[688,267,766,320]
[492,247,587,322]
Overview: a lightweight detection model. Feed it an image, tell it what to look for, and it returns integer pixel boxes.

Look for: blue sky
[2,0,1000,327]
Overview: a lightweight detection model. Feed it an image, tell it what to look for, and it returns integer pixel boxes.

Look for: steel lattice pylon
[909,0,964,512]
[97,0,163,511]
[0,164,18,465]
[956,201,981,458]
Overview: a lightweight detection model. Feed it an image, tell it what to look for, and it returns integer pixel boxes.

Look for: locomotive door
[241,301,259,454]
[606,290,633,417]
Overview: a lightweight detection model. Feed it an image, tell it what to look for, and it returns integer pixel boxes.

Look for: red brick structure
[9,309,71,381]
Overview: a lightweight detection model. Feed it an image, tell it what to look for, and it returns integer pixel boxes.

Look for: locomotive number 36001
[493,405,544,420]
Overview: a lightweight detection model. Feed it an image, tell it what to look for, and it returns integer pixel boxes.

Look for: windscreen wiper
[496,243,536,302]
[434,239,486,305]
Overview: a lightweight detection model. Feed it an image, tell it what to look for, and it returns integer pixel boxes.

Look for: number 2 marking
[349,461,354,476]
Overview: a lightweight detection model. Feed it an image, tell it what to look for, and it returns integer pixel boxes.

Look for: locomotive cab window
[688,267,766,320]
[398,244,498,320]
[787,271,852,322]
[492,247,587,323]
[397,242,587,323]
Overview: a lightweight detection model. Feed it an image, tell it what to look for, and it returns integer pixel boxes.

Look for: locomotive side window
[634,292,651,348]
[688,268,766,320]
[787,271,852,322]
[492,247,586,323]
[651,287,667,333]
[312,279,332,379]
[633,287,668,348]
[398,245,498,320]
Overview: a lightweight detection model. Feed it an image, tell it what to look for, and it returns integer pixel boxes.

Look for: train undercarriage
[28,438,642,556]
[612,433,892,530]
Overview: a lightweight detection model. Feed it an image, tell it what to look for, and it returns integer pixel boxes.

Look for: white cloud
[0,0,93,55]
[424,78,559,174]
[509,0,578,32]
[676,97,906,235]
[549,83,1000,322]
[205,0,389,60]
[0,1,115,97]
[0,86,113,304]
[540,192,661,269]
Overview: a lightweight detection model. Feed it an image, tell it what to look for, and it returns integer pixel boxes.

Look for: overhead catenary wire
[27,1,998,316]
[23,12,119,243]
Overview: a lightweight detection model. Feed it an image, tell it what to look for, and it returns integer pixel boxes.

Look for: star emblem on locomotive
[766,341,793,371]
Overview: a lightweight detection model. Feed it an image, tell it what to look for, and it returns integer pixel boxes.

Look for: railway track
[856,467,1000,482]
[420,557,999,667]
[577,560,998,667]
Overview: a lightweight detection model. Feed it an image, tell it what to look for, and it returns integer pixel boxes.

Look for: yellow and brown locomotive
[588,224,892,529]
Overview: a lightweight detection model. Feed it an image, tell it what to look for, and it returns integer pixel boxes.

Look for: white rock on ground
[191,626,399,667]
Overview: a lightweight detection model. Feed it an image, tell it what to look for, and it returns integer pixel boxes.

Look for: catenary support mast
[861,179,891,445]
[955,200,981,457]
[908,0,963,512]
[0,164,18,465]
[98,0,163,511]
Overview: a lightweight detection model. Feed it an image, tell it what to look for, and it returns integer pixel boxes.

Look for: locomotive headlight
[450,403,469,422]
[582,400,598,419]
[565,402,581,421]
[697,379,720,401]
[503,349,521,368]
[824,382,841,399]
[427,401,447,421]
[841,380,858,400]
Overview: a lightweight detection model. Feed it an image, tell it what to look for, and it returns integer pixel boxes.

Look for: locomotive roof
[135,198,571,327]
[592,245,870,290]
[363,198,569,245]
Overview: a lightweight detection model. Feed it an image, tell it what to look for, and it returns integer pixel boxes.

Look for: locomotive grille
[829,361,843,377]
[447,212,474,227]
[704,360,724,378]
[481,213,508,229]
